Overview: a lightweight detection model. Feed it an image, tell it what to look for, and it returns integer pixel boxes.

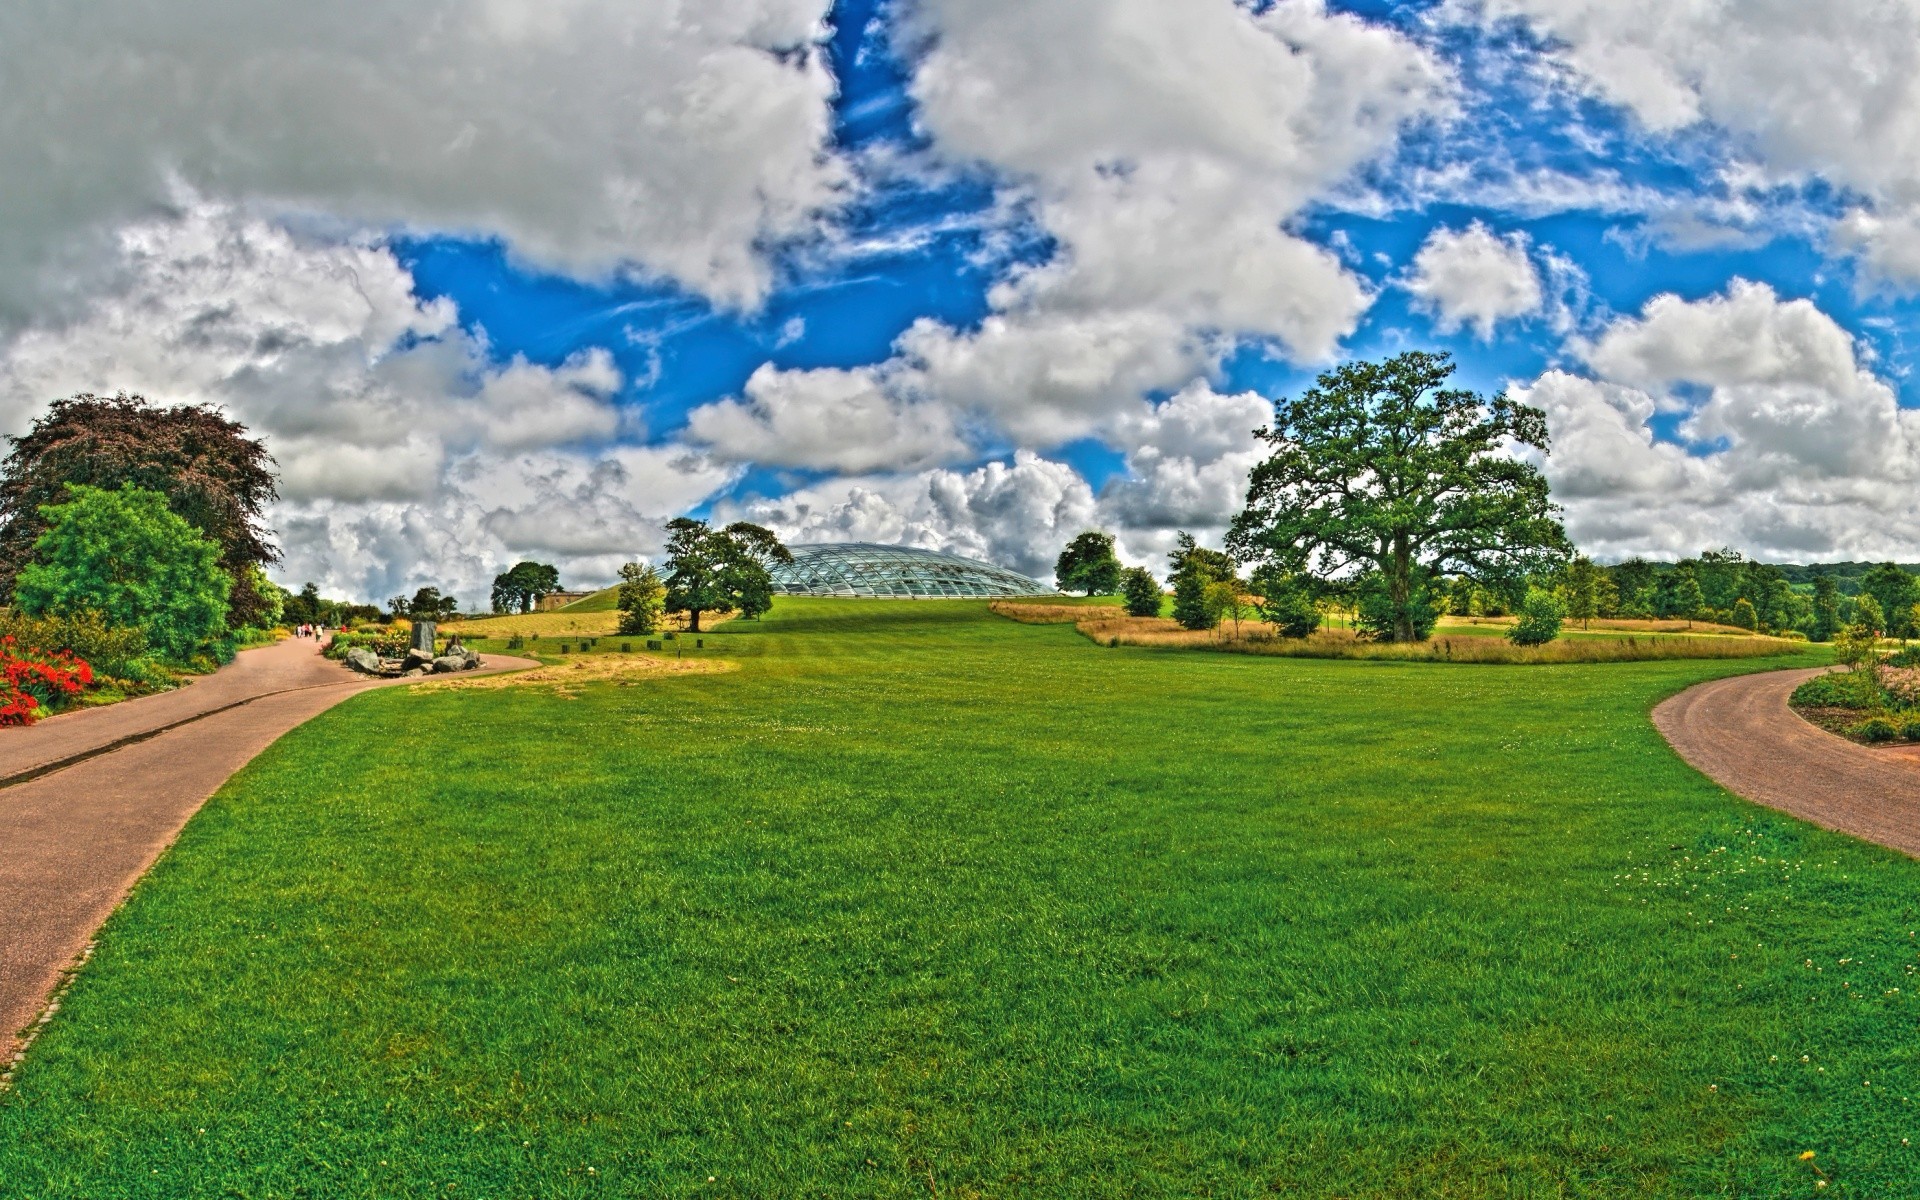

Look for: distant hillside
[1771,562,1920,588]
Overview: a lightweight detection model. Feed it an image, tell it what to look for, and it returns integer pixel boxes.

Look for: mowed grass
[3,600,1919,1196]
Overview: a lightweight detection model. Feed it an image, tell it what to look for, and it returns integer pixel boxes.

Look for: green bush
[1355,569,1439,642]
[1249,563,1318,638]
[0,609,153,683]
[1901,715,1920,742]
[1119,567,1162,618]
[1507,588,1566,647]
[1853,716,1900,743]
[14,484,231,661]
[1790,671,1883,710]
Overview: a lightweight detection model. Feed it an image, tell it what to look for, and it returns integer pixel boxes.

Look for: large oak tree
[0,394,279,627]
[662,518,793,633]
[1226,352,1569,642]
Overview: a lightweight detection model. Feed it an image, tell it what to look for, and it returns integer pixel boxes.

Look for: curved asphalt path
[1653,666,1920,858]
[1,635,535,1071]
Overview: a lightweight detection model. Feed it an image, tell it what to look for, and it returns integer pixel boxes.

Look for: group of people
[294,623,328,641]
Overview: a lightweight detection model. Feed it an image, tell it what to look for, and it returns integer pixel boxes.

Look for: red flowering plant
[0,634,93,725]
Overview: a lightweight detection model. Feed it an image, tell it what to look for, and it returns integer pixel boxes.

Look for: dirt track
[0,636,534,1070]
[1653,666,1920,858]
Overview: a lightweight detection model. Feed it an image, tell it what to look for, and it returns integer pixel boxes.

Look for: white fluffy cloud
[0,203,736,603]
[1097,384,1269,563]
[723,450,1099,581]
[0,0,846,311]
[1470,0,1920,284]
[697,1,1449,477]
[878,0,1448,445]
[1403,223,1544,338]
[1526,280,1920,559]
[684,363,966,472]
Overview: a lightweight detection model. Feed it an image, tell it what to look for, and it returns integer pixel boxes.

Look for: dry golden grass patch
[411,652,735,696]
[989,602,1809,664]
[443,610,731,639]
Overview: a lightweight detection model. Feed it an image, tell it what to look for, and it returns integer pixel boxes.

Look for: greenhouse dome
[768,542,1050,599]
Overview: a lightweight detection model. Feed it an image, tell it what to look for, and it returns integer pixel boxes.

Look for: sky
[6,0,1920,601]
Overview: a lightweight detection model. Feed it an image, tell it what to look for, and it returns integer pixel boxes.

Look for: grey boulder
[344,647,382,675]
[430,655,468,674]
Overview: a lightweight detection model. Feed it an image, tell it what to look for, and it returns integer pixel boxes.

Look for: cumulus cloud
[873,0,1449,445]
[684,363,966,472]
[0,203,736,603]
[1097,384,1269,561]
[723,451,1099,581]
[1468,0,1920,284]
[0,0,847,312]
[1525,280,1920,559]
[1402,223,1544,338]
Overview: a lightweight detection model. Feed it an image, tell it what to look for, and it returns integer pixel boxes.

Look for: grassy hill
[555,585,619,613]
[4,600,1912,1194]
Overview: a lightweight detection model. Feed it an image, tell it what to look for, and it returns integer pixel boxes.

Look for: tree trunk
[689,608,702,633]
[1390,538,1414,642]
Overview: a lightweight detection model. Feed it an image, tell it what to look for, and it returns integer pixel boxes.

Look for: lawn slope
[1,600,1914,1197]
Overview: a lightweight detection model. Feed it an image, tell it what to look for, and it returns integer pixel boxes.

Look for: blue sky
[5,0,1920,597]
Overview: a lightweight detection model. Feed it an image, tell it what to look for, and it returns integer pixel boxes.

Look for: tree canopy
[491,561,562,614]
[1227,351,1569,642]
[15,484,231,661]
[391,588,460,622]
[1054,531,1123,596]
[662,519,792,633]
[615,562,667,636]
[0,394,278,627]
[1168,532,1239,631]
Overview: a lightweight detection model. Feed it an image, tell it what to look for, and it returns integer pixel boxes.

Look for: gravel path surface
[1652,666,1920,858]
[0,636,534,1070]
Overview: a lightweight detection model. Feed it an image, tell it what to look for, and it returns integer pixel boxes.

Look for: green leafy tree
[1860,563,1920,640]
[1809,573,1841,643]
[1356,568,1440,641]
[1168,533,1238,631]
[1855,593,1887,637]
[1507,587,1565,646]
[1118,566,1162,618]
[0,394,279,626]
[283,582,322,627]
[14,484,230,660]
[1654,564,1703,626]
[615,562,667,636]
[1250,563,1320,638]
[1228,351,1570,642]
[662,518,793,632]
[1559,556,1605,629]
[491,561,562,614]
[400,587,460,621]
[1730,598,1758,631]
[243,565,284,629]
[1054,531,1123,596]
[1202,581,1248,638]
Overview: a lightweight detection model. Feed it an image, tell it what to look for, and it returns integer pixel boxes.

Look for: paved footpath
[1653,666,1920,859]
[0,636,534,1070]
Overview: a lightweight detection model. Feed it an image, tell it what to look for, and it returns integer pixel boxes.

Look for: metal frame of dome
[769,542,1050,599]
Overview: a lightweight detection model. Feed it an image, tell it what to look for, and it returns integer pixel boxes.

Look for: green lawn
[3,600,1916,1196]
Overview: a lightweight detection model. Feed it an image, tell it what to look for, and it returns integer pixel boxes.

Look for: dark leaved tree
[1119,566,1162,618]
[491,561,562,614]
[1167,532,1239,631]
[1054,531,1123,596]
[0,394,279,626]
[1227,352,1570,642]
[662,518,793,632]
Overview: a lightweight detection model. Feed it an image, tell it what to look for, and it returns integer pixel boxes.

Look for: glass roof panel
[768,542,1051,599]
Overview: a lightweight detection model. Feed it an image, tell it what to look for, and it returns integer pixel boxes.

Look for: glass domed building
[769,542,1049,599]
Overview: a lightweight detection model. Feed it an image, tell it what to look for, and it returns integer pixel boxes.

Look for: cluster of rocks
[341,620,482,679]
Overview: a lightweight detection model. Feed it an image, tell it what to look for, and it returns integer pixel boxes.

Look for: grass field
[2,599,1916,1196]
